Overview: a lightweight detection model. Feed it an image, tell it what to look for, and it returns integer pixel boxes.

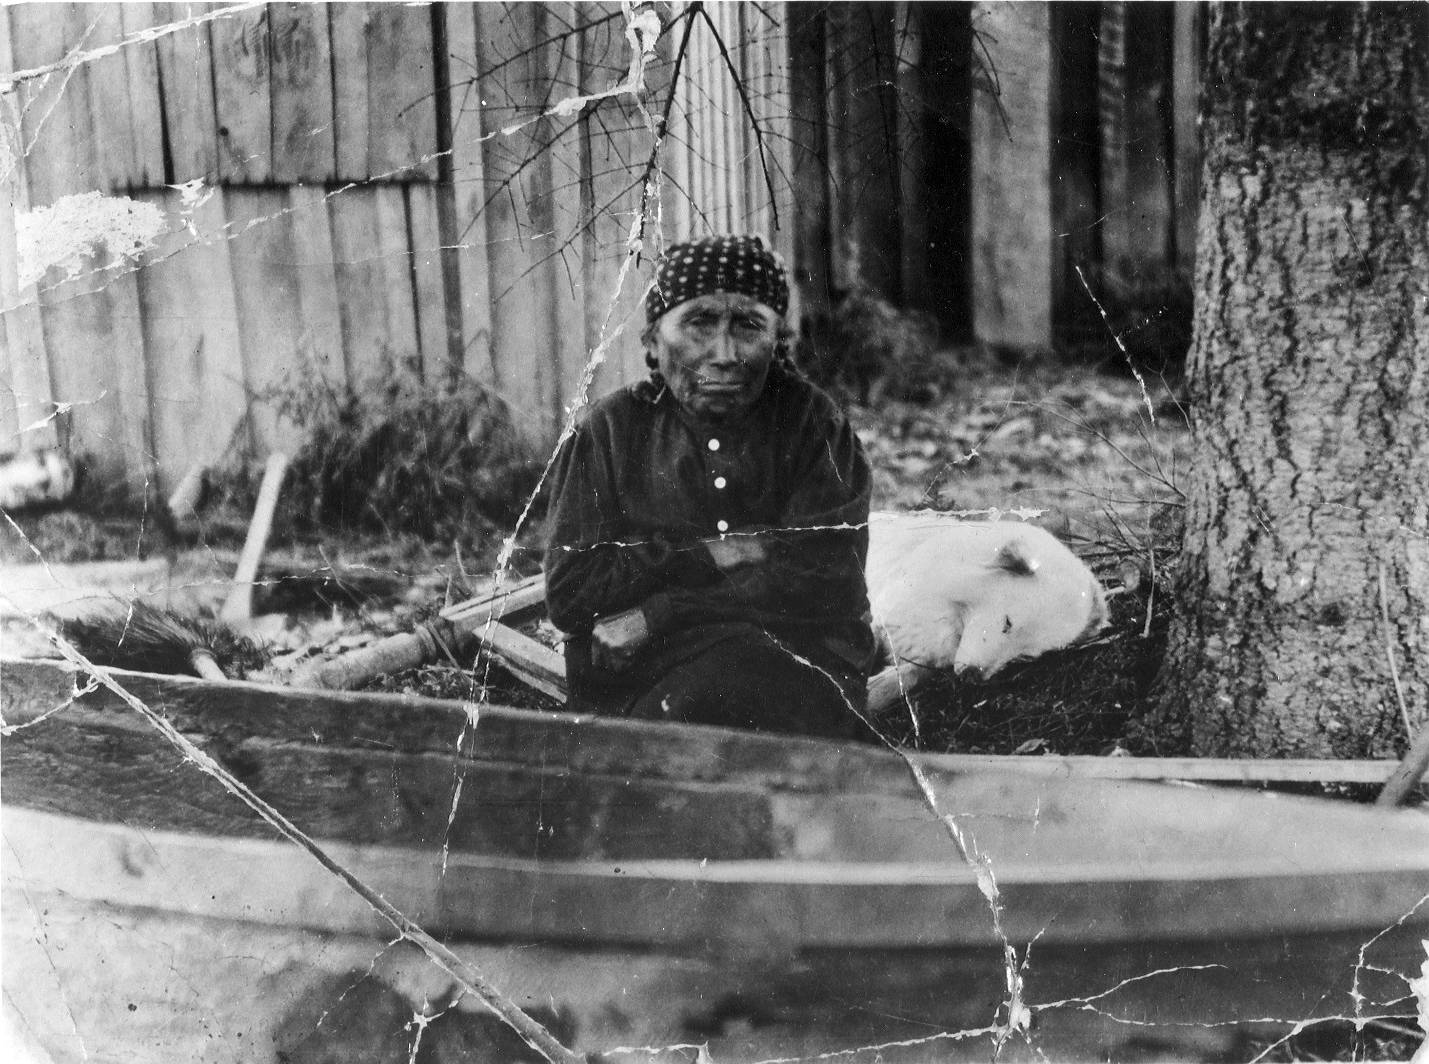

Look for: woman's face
[649,292,783,423]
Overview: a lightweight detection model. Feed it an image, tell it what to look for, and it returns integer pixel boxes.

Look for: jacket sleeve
[543,420,721,635]
[641,404,871,636]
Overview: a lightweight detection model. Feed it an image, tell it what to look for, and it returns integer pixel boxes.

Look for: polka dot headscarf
[644,235,790,323]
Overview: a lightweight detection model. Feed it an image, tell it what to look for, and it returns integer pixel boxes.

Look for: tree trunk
[1154,3,1429,758]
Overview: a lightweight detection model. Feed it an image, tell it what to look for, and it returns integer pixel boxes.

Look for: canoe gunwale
[0,657,1410,788]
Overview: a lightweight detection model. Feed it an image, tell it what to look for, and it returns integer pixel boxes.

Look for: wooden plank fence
[2,1,1202,497]
[2,0,710,494]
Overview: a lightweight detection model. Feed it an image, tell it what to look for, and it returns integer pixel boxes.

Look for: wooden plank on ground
[154,3,219,184]
[969,1,1054,352]
[329,2,370,181]
[285,184,345,388]
[441,1,495,383]
[373,184,420,370]
[328,186,391,387]
[225,188,304,453]
[135,188,249,489]
[268,2,336,184]
[118,3,167,187]
[481,621,567,702]
[406,184,450,378]
[211,3,272,183]
[365,2,438,180]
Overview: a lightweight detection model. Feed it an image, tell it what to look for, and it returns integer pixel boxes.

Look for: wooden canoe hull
[6,807,1423,1064]
[3,659,1428,1061]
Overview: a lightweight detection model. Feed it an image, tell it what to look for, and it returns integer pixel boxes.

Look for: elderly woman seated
[543,235,875,740]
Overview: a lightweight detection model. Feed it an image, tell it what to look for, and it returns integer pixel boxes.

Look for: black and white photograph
[2,2,1427,1061]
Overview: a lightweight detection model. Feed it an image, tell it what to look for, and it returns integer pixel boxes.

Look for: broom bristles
[61,600,270,679]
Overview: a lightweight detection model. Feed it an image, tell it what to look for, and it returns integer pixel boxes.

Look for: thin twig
[1009,400,1183,498]
[969,20,1013,139]
[698,4,780,231]
[1142,542,1156,639]
[636,4,699,246]
[1073,264,1157,425]
[1377,561,1413,737]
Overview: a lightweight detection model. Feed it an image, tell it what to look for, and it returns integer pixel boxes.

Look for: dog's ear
[993,539,1040,576]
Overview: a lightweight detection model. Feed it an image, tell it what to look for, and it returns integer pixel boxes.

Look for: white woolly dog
[866,512,1108,714]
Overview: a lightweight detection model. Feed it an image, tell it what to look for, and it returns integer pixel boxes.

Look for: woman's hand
[704,533,768,571]
[590,605,651,671]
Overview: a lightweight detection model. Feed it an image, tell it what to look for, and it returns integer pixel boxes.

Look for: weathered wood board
[441,0,496,383]
[284,184,345,387]
[117,3,169,188]
[134,187,248,489]
[473,2,560,437]
[329,2,371,181]
[269,1,336,183]
[365,2,438,180]
[154,4,219,184]
[225,187,304,452]
[212,3,273,183]
[328,185,394,384]
[404,184,450,377]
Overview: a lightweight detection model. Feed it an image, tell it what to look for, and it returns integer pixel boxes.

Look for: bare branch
[697,4,781,231]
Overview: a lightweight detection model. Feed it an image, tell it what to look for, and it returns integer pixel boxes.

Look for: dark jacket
[544,366,875,698]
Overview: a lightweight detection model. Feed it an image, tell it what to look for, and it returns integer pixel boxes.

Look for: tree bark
[1154,3,1429,758]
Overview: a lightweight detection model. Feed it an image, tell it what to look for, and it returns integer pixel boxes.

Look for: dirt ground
[3,353,1189,750]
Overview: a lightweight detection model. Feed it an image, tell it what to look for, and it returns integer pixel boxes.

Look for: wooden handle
[188,648,228,682]
[221,452,290,625]
[1377,722,1429,807]
[441,572,548,625]
[297,623,457,691]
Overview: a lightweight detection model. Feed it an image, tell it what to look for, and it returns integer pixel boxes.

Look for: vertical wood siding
[2,1,1199,492]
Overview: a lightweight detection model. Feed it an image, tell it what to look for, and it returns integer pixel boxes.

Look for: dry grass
[261,358,543,546]
[852,351,1191,754]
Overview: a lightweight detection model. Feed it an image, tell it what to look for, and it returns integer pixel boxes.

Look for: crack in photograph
[2,2,1427,1062]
